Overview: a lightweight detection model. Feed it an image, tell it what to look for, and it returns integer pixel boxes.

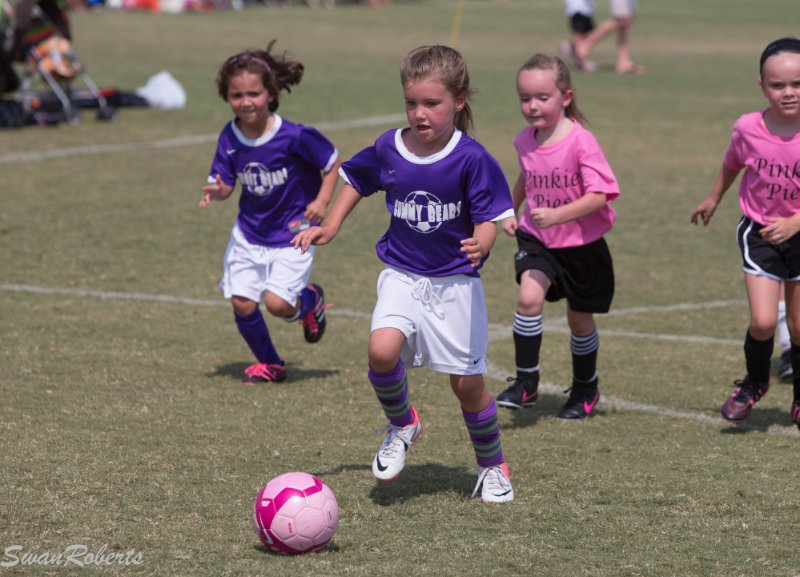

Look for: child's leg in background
[743,274,780,384]
[263,246,328,343]
[513,270,550,383]
[498,269,550,410]
[721,274,779,423]
[783,281,800,427]
[566,307,599,386]
[556,307,601,420]
[777,285,793,380]
[232,296,283,366]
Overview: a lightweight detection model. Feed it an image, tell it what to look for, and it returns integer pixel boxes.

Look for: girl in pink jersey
[691,37,800,429]
[497,53,620,420]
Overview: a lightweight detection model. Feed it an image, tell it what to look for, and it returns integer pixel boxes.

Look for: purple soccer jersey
[340,129,514,277]
[209,115,338,247]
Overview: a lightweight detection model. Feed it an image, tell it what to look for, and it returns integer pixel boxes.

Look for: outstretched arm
[292,183,362,252]
[691,164,740,226]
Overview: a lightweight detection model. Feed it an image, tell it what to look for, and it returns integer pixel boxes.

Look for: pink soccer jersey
[514,119,619,248]
[723,110,800,226]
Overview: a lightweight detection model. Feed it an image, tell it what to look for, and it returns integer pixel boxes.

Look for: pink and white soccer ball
[252,472,339,555]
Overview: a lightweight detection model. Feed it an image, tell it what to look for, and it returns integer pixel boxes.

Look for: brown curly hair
[216,39,304,112]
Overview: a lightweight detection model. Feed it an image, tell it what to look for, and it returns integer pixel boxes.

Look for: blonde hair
[216,40,304,112]
[400,45,475,136]
[519,53,588,125]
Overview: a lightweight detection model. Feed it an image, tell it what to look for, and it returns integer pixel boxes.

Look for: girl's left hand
[305,199,328,222]
[460,237,485,267]
[761,217,800,245]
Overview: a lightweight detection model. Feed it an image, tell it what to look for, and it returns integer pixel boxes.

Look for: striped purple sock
[462,400,504,468]
[369,360,413,427]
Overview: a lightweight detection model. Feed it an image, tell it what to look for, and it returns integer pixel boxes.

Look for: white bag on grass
[136,71,186,109]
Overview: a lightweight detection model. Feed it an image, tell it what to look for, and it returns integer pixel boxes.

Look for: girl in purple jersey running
[200,41,340,385]
[294,45,516,503]
[692,37,800,429]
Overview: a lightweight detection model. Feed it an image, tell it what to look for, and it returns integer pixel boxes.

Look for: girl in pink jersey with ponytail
[692,37,800,429]
[497,53,620,420]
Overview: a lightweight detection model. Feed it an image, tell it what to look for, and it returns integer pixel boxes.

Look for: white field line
[2,282,795,436]
[485,361,799,438]
[0,113,407,164]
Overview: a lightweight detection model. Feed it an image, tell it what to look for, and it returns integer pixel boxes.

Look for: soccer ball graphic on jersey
[404,190,444,234]
[240,162,271,195]
[252,472,339,555]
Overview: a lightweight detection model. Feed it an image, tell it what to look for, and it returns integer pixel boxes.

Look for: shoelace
[470,465,510,499]
[411,277,444,317]
[301,302,333,328]
[246,364,281,380]
[732,380,767,403]
[375,423,416,457]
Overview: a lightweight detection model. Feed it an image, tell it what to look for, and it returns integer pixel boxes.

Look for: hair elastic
[759,37,800,72]
[227,54,273,75]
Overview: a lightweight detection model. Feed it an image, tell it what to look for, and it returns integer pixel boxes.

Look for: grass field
[2,1,799,576]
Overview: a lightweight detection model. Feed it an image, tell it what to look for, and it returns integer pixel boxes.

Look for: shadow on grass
[719,406,795,434]
[206,361,339,383]
[253,541,341,557]
[501,394,610,429]
[367,462,474,505]
[313,463,372,477]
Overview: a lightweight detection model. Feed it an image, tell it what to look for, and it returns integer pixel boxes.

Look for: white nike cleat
[372,407,422,483]
[471,462,514,504]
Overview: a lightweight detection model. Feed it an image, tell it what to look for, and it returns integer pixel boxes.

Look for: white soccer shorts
[219,223,314,307]
[371,266,490,376]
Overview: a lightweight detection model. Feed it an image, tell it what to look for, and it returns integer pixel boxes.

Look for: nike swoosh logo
[226,148,236,155]
[473,358,481,364]
[388,169,396,175]
[583,397,598,413]
[491,489,513,497]
[376,457,388,472]
[523,392,537,402]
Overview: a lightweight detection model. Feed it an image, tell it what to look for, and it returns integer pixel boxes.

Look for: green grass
[2,1,800,576]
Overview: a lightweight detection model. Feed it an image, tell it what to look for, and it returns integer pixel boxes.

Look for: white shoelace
[375,423,416,458]
[470,465,511,499]
[410,277,444,318]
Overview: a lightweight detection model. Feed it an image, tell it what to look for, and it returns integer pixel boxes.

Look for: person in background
[497,53,620,420]
[200,40,339,385]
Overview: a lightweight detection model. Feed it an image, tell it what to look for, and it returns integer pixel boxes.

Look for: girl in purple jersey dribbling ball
[200,40,341,385]
[294,45,516,503]
[692,37,800,429]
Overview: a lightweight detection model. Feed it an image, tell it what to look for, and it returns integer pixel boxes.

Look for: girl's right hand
[292,225,336,254]
[500,215,518,236]
[690,197,718,226]
[199,174,232,208]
